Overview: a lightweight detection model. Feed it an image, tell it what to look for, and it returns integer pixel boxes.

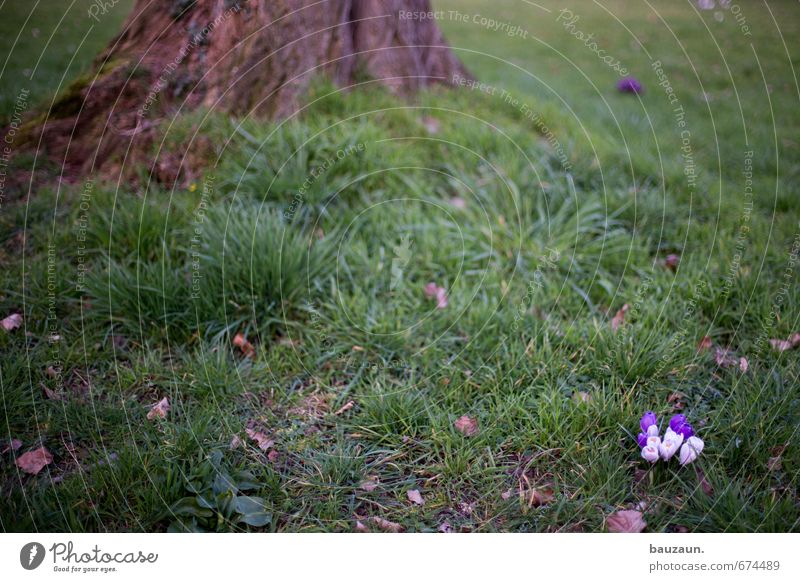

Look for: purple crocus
[617,76,643,94]
[669,414,694,439]
[640,411,657,432]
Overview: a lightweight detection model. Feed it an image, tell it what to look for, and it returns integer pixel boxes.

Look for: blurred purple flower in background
[617,76,643,94]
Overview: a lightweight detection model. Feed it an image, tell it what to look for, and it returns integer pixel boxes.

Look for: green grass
[1,0,799,532]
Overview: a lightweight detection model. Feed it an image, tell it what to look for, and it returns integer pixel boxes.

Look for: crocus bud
[641,445,659,463]
[669,414,694,438]
[679,436,705,465]
[646,424,660,437]
[658,438,679,460]
[669,414,686,432]
[640,411,657,432]
[637,433,648,448]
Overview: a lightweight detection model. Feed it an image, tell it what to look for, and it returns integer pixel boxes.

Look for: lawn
[1,0,798,532]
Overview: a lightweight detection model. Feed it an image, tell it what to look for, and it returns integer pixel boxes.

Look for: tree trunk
[22,0,471,182]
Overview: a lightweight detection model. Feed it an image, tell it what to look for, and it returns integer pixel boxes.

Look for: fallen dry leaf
[450,197,466,209]
[714,347,738,368]
[147,397,170,420]
[769,334,800,352]
[437,521,452,533]
[739,357,749,373]
[245,428,274,451]
[767,456,782,472]
[360,478,379,492]
[370,516,403,533]
[769,339,792,352]
[501,488,513,500]
[529,487,555,507]
[334,400,355,416]
[421,116,441,134]
[355,520,369,532]
[610,304,629,332]
[454,415,479,437]
[695,466,714,496]
[664,254,680,271]
[42,385,63,401]
[667,392,685,411]
[229,435,242,449]
[572,391,591,403]
[266,449,279,463]
[233,333,256,358]
[697,336,713,351]
[1,312,22,331]
[606,509,646,533]
[16,446,53,475]
[407,489,424,506]
[2,439,22,454]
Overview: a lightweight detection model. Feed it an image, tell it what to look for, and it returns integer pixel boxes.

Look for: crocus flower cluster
[638,412,704,466]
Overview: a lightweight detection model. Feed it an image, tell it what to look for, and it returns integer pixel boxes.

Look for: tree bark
[20,0,471,182]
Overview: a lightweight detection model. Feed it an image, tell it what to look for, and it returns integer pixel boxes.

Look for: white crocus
[664,428,684,448]
[641,445,660,463]
[646,424,660,437]
[679,436,705,465]
[646,435,661,449]
[658,437,679,460]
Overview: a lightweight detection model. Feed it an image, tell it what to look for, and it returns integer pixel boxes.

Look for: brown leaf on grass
[767,456,782,472]
[421,116,441,134]
[667,392,685,411]
[664,254,680,271]
[407,489,424,506]
[45,366,60,379]
[245,428,274,451]
[266,449,279,463]
[355,520,369,532]
[42,384,63,401]
[370,516,403,533]
[633,468,648,485]
[450,197,467,209]
[454,415,479,437]
[714,347,738,368]
[16,446,53,475]
[610,304,629,332]
[695,466,714,496]
[738,357,749,373]
[769,334,800,352]
[501,488,513,500]
[2,439,22,454]
[147,397,170,420]
[229,435,242,449]
[528,487,555,507]
[607,509,646,533]
[1,313,22,331]
[437,521,453,533]
[360,477,379,492]
[232,333,256,358]
[572,391,592,403]
[769,339,792,352]
[697,336,713,351]
[334,400,355,416]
